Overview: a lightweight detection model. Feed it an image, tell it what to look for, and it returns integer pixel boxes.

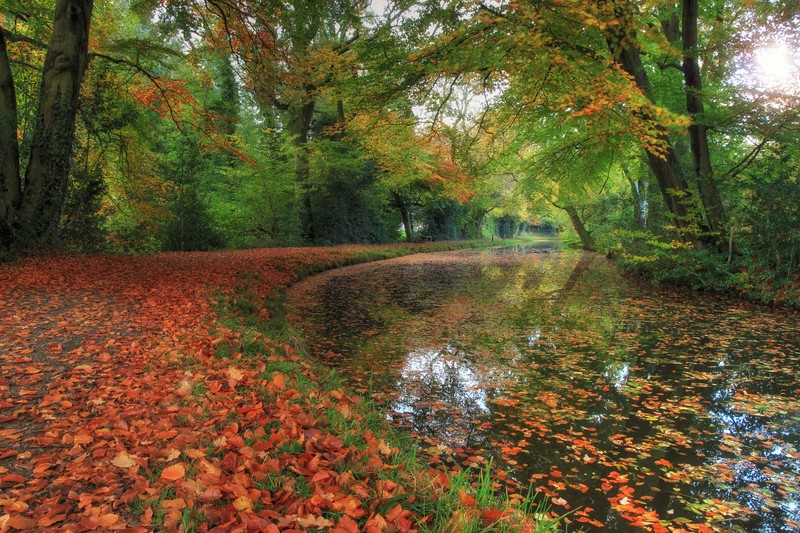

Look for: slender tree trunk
[605,1,707,247]
[564,205,595,251]
[14,0,93,249]
[619,48,696,236]
[682,0,725,240]
[288,97,316,243]
[0,30,21,248]
[623,166,647,228]
[336,99,345,123]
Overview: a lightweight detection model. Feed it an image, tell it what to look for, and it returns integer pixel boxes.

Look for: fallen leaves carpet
[0,247,426,532]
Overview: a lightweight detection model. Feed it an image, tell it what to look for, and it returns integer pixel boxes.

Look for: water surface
[288,247,800,532]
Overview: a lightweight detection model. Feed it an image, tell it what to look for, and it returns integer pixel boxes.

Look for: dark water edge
[287,247,800,532]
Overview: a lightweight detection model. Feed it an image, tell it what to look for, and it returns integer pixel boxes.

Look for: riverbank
[285,246,800,532]
[0,240,557,531]
[608,243,800,309]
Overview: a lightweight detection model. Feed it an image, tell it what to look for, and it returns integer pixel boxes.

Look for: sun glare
[752,43,798,90]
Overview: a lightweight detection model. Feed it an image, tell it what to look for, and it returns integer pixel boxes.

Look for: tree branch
[0,28,46,49]
[720,138,768,181]
[88,52,186,133]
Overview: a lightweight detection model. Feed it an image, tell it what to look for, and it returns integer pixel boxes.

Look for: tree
[198,0,366,242]
[1,0,94,252]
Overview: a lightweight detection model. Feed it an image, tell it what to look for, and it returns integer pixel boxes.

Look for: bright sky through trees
[753,42,799,90]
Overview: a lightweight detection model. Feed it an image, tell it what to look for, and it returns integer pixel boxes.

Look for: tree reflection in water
[288,247,800,532]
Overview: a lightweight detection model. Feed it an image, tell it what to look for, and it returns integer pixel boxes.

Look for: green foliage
[3,0,796,308]
[420,199,466,241]
[60,167,108,252]
[308,134,399,245]
[162,187,223,251]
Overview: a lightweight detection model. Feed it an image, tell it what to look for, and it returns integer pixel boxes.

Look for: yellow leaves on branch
[561,68,691,160]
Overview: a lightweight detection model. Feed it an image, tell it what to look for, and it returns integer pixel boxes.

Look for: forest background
[1,0,798,303]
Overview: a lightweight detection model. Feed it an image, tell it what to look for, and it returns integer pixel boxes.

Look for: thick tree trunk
[564,205,595,251]
[400,206,413,241]
[392,192,414,241]
[0,30,21,248]
[13,0,94,249]
[288,97,316,243]
[682,0,725,239]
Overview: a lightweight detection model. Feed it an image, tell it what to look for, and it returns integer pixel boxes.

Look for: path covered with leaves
[0,244,541,532]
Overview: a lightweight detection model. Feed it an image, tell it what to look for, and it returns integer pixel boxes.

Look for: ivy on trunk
[0,0,94,253]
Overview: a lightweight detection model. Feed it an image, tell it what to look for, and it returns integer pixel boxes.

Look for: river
[287,244,800,532]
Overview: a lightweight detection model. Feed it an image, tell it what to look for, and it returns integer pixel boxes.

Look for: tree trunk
[564,204,595,251]
[472,207,493,238]
[287,97,316,243]
[623,166,647,228]
[14,0,93,249]
[605,1,707,247]
[618,47,697,235]
[0,30,21,248]
[682,0,725,240]
[392,192,414,241]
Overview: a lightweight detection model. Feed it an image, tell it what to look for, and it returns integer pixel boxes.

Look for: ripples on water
[288,246,800,532]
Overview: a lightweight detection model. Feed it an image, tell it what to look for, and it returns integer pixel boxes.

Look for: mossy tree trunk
[682,0,726,241]
[564,204,596,251]
[0,30,21,249]
[287,97,317,243]
[0,0,94,253]
[605,0,709,248]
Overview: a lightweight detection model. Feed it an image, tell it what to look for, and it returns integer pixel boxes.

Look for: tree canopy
[1,0,798,297]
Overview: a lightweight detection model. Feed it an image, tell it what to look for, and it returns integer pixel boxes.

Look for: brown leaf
[97,513,119,527]
[6,515,37,529]
[110,453,136,468]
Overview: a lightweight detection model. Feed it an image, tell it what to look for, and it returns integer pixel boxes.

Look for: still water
[287,245,800,532]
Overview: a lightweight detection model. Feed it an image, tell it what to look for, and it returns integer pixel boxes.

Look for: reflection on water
[287,248,800,532]
[394,346,490,415]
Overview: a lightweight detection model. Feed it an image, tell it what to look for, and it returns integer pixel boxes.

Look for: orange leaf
[97,514,119,527]
[160,463,185,481]
[0,429,22,441]
[111,453,137,468]
[459,490,476,507]
[7,515,36,529]
[295,515,334,528]
[74,433,93,445]
[185,448,205,459]
[232,495,253,512]
[37,514,66,527]
[162,499,186,510]
[333,515,360,533]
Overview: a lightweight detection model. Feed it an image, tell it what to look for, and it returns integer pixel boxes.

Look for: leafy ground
[0,242,555,532]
